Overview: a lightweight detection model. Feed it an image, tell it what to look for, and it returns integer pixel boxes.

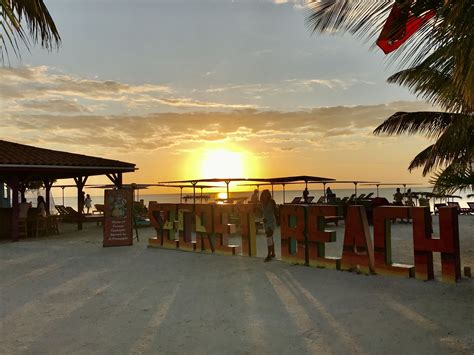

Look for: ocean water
[24,187,473,213]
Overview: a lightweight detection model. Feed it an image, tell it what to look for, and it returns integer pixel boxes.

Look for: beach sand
[1,216,473,354]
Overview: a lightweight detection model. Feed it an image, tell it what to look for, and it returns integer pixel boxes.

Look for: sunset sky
[0,0,438,193]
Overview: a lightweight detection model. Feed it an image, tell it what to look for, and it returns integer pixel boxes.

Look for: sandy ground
[1,216,473,354]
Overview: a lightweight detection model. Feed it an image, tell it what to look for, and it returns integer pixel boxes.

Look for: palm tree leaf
[407,144,435,173]
[373,111,462,139]
[9,0,61,50]
[431,163,474,195]
[0,0,60,62]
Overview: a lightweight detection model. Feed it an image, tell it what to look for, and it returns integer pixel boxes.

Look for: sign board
[103,189,133,247]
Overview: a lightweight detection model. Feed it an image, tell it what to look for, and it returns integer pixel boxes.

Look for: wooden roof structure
[0,140,135,181]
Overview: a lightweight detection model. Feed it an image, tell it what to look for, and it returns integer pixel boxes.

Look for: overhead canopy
[0,139,136,240]
[360,182,422,186]
[0,140,136,181]
[159,175,334,185]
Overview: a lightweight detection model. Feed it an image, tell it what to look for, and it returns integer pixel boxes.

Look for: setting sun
[201,149,245,178]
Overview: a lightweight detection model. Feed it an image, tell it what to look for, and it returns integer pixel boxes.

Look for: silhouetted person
[406,188,414,206]
[37,196,47,217]
[394,188,403,206]
[19,197,30,219]
[250,189,259,204]
[326,186,336,203]
[303,187,309,203]
[260,189,276,262]
[84,194,92,214]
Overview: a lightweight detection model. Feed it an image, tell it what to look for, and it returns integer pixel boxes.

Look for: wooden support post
[225,181,230,200]
[9,176,20,242]
[74,176,88,230]
[106,172,123,189]
[43,179,54,214]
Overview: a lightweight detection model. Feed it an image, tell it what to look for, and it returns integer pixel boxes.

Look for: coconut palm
[306,0,473,192]
[0,0,60,62]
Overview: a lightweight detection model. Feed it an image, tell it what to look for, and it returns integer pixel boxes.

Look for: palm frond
[407,144,434,173]
[431,163,474,195]
[373,111,462,139]
[0,0,60,62]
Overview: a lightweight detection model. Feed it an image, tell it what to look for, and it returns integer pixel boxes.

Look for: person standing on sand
[250,189,259,204]
[37,196,47,217]
[406,188,415,207]
[260,189,276,262]
[84,194,92,214]
[394,188,403,206]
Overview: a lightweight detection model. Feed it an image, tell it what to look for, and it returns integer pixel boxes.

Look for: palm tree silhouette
[306,0,473,193]
[1,0,60,63]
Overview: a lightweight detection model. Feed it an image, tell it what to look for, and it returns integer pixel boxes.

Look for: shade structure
[159,176,335,203]
[0,140,136,240]
[157,183,225,204]
[360,182,423,196]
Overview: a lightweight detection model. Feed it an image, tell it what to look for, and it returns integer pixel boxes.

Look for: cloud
[0,100,434,155]
[21,99,91,113]
[0,66,256,112]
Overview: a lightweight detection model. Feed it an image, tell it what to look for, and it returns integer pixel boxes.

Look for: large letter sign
[194,204,214,253]
[148,203,463,284]
[280,205,306,265]
[148,203,178,248]
[412,207,461,283]
[340,206,375,274]
[373,206,414,278]
[306,205,341,269]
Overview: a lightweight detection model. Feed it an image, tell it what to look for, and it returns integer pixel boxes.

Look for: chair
[94,204,105,214]
[315,196,324,204]
[305,196,315,204]
[56,205,103,225]
[55,205,77,222]
[18,218,28,238]
[290,197,302,204]
[447,201,471,214]
[47,215,60,235]
[467,202,474,214]
[365,192,374,199]
[34,216,48,237]
[357,194,366,200]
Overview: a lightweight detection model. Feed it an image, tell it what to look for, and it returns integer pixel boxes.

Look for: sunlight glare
[201,149,245,178]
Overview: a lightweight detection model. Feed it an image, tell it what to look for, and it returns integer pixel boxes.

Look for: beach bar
[0,140,136,241]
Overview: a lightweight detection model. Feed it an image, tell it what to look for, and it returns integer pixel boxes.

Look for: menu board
[103,189,133,247]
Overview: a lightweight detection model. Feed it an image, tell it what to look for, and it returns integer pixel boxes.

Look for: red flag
[377,3,435,54]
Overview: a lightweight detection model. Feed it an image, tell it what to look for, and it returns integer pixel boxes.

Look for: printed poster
[103,189,133,247]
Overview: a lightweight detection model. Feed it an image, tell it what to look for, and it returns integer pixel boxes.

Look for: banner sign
[103,189,133,247]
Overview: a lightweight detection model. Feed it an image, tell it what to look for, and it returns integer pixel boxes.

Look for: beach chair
[57,205,104,225]
[467,202,474,214]
[93,204,105,214]
[55,205,76,222]
[290,197,302,204]
[365,192,374,199]
[447,201,471,215]
[306,196,315,204]
[357,194,366,200]
[340,197,349,203]
[315,196,324,204]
